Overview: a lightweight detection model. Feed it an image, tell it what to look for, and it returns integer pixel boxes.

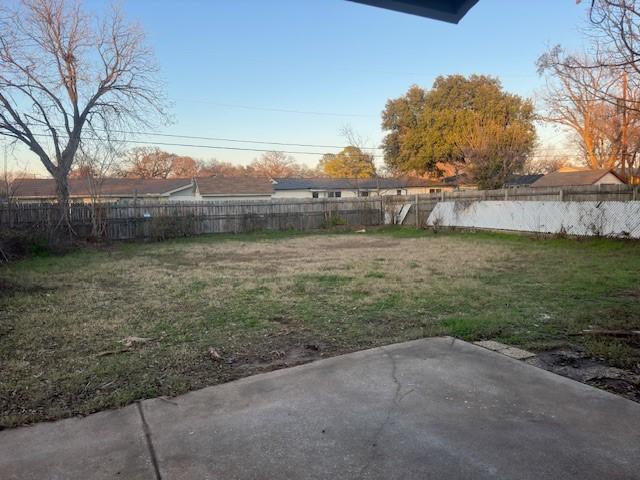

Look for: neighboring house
[531,169,627,188]
[11,177,194,203]
[11,176,275,203]
[442,173,478,190]
[193,177,273,201]
[271,177,451,199]
[503,174,544,188]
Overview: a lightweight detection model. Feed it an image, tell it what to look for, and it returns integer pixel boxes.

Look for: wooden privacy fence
[0,198,385,240]
[1,183,638,240]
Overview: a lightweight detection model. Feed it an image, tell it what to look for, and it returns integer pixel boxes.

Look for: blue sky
[10,0,590,174]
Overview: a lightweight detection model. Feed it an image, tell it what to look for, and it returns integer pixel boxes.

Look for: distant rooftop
[348,0,479,23]
[272,177,441,190]
[11,177,193,198]
[504,174,544,188]
[531,169,627,188]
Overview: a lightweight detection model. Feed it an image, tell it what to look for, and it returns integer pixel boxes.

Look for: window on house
[328,191,341,198]
[396,189,402,195]
[359,191,369,197]
[312,192,319,198]
[429,188,442,194]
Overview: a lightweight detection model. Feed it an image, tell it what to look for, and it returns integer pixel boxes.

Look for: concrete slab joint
[1,337,639,480]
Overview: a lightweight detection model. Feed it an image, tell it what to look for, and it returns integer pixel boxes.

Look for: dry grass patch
[1,228,639,427]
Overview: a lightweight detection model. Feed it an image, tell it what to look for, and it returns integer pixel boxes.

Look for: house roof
[272,177,442,191]
[11,177,193,198]
[194,176,274,196]
[442,173,476,186]
[348,0,479,23]
[503,174,544,187]
[531,169,627,188]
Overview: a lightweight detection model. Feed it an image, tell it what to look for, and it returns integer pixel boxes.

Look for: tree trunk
[54,173,71,234]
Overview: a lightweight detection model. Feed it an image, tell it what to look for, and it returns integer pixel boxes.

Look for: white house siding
[427,200,640,238]
[272,190,314,199]
[595,173,624,185]
[272,187,451,199]
[200,195,273,202]
[167,185,197,200]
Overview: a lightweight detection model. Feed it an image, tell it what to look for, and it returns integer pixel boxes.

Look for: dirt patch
[527,348,640,402]
[231,343,325,374]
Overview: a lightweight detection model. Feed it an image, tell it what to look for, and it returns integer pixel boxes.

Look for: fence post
[559,188,564,201]
[415,194,419,228]
[504,188,508,201]
[634,186,638,201]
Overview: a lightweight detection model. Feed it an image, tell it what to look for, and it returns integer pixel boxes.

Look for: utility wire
[26,133,355,157]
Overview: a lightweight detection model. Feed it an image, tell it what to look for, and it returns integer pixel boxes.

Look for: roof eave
[347,0,479,24]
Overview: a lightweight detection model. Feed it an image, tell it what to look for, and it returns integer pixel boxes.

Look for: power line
[28,125,386,150]
[175,99,377,118]
[82,128,376,150]
[26,133,354,157]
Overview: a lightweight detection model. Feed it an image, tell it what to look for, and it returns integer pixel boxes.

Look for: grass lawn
[1,227,640,428]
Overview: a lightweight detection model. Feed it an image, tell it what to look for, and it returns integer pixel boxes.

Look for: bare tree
[118,147,174,178]
[459,114,536,189]
[585,0,640,74]
[249,151,299,178]
[169,155,199,178]
[197,159,249,177]
[537,46,640,174]
[0,0,165,229]
[73,140,122,237]
[523,147,576,174]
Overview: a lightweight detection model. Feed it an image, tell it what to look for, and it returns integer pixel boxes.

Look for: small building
[531,169,626,188]
[271,177,451,199]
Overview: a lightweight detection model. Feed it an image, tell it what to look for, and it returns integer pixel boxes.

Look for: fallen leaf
[208,347,223,361]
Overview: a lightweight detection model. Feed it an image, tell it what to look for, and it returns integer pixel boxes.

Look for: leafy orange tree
[319,146,376,178]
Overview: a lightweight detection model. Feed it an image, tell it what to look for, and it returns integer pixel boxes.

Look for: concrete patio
[1,337,639,479]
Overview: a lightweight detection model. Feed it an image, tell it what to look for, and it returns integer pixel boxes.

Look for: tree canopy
[318,146,376,178]
[381,75,536,187]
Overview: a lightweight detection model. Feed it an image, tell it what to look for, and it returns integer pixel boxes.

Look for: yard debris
[208,347,223,361]
[120,336,152,347]
[96,348,130,357]
[355,229,366,233]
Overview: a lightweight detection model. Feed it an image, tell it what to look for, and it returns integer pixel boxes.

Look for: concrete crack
[358,347,403,478]
[137,402,163,480]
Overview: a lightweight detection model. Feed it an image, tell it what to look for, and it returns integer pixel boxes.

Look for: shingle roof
[11,178,193,198]
[503,174,544,187]
[195,176,274,195]
[442,173,476,186]
[272,177,441,190]
[531,169,626,188]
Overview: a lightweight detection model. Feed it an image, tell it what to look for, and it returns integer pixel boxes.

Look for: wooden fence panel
[2,184,638,241]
